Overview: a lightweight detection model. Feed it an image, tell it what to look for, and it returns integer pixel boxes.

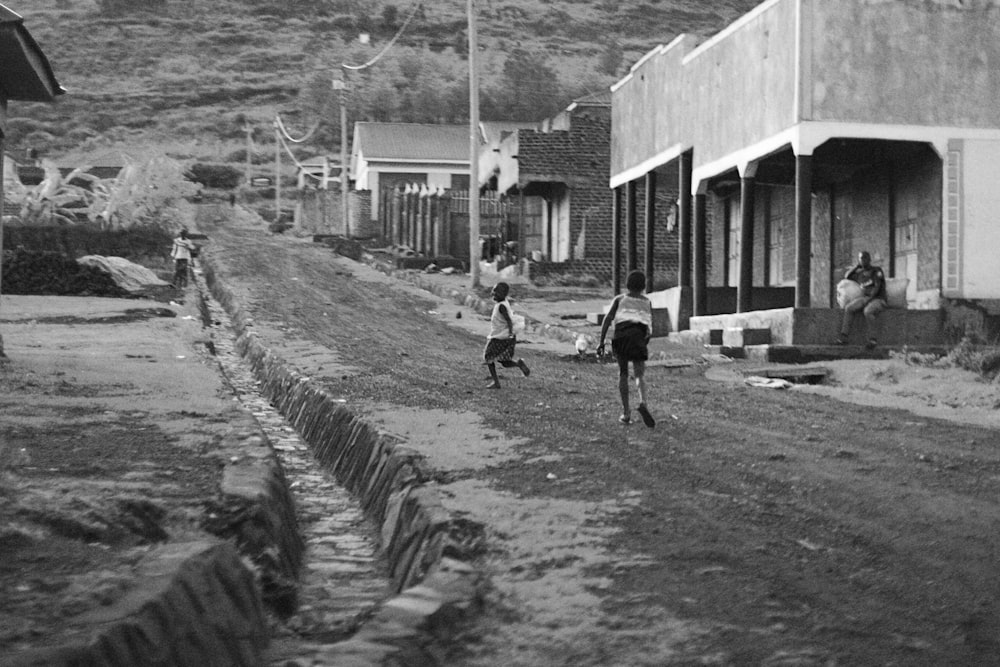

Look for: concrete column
[626,180,638,273]
[693,188,708,317]
[644,171,656,288]
[795,154,813,307]
[612,186,622,294]
[678,150,693,287]
[738,175,755,313]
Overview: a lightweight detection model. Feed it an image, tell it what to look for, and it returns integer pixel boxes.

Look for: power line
[343,2,422,72]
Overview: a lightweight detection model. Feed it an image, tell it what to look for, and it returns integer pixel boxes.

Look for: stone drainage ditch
[194,271,393,665]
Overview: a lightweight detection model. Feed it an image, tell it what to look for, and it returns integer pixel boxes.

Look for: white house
[350,122,469,221]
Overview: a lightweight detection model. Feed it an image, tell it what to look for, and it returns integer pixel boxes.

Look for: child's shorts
[484,337,516,364]
[611,326,648,362]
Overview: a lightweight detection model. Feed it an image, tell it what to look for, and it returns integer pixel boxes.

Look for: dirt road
[201,209,1000,666]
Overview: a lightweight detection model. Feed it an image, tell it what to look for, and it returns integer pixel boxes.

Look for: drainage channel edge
[200,257,486,666]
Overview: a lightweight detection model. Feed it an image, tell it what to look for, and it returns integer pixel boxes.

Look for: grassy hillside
[5,0,760,168]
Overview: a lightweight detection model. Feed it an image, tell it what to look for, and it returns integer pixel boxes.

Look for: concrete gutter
[200,259,485,665]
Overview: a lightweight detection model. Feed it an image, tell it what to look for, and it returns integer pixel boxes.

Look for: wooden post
[795,154,813,308]
[678,150,692,287]
[644,171,656,289]
[0,99,6,352]
[612,186,622,294]
[468,0,481,287]
[626,180,638,273]
[693,187,708,317]
[738,174,755,313]
[274,120,281,226]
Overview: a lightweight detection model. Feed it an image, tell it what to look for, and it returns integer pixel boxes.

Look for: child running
[483,282,530,389]
[597,270,656,427]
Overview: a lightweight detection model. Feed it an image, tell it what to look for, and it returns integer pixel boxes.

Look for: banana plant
[5,159,95,226]
[6,153,198,230]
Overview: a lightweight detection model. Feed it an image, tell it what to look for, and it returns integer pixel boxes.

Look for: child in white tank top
[483,282,530,389]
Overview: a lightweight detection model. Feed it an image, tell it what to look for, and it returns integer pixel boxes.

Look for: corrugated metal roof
[355,122,469,162]
[569,89,612,108]
[0,4,64,101]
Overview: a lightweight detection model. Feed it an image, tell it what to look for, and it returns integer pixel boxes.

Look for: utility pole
[244,122,253,186]
[468,0,481,288]
[274,119,281,225]
[334,68,350,238]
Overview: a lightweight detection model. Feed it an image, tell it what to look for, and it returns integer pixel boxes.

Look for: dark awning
[0,4,64,102]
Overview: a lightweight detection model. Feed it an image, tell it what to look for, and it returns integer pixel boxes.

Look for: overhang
[0,5,64,102]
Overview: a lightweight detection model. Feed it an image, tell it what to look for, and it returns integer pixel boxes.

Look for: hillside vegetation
[6,0,759,168]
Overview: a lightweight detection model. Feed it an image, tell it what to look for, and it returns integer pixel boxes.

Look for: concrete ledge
[692,307,946,347]
[8,542,269,667]
[206,426,305,617]
[723,327,771,347]
[4,327,305,665]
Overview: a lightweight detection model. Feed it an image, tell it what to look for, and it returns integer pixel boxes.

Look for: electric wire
[342,2,422,72]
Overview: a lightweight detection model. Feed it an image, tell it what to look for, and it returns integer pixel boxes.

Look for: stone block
[722,327,771,347]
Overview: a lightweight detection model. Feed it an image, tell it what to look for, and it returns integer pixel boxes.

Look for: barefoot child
[483,282,530,389]
[597,270,655,427]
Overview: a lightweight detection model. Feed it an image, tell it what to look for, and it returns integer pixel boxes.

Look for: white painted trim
[683,0,786,65]
[609,72,633,94]
[611,35,691,93]
[692,126,799,190]
[366,158,469,166]
[690,121,1000,193]
[609,143,686,189]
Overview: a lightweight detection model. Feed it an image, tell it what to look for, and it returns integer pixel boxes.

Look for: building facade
[350,122,469,224]
[610,0,1000,340]
[494,92,678,284]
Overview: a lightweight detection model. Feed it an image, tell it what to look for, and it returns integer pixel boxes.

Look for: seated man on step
[835,250,886,349]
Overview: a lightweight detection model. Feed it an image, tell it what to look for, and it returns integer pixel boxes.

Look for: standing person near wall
[598,270,656,428]
[170,229,196,289]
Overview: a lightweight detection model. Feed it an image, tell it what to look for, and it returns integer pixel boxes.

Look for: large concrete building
[610,0,1000,345]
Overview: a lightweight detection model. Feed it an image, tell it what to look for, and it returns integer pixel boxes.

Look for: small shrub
[187,163,243,189]
[532,272,603,288]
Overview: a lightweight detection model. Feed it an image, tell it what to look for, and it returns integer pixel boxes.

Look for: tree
[381,5,399,31]
[599,40,624,77]
[495,48,563,121]
[96,0,165,15]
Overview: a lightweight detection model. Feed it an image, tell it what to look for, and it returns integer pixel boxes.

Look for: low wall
[201,260,484,663]
[9,542,269,667]
[9,422,298,667]
[690,307,947,346]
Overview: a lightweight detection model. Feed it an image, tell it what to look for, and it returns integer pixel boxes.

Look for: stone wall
[201,260,484,662]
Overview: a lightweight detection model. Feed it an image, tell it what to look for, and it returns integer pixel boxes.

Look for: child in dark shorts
[597,270,655,427]
[483,282,530,389]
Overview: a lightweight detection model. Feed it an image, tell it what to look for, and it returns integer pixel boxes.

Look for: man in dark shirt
[836,251,886,349]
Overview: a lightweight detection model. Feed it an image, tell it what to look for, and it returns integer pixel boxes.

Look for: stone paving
[197,270,393,665]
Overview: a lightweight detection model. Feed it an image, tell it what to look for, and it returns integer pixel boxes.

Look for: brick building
[493,92,678,285]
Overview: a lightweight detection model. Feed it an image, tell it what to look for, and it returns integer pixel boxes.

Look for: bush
[187,163,243,189]
[898,336,1000,382]
[532,272,603,288]
[97,0,166,15]
[1,248,126,297]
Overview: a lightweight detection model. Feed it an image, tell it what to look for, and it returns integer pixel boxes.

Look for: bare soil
[3,203,1000,666]
[0,292,240,657]
[197,208,1000,666]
